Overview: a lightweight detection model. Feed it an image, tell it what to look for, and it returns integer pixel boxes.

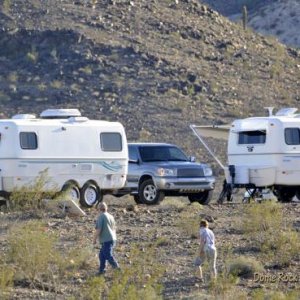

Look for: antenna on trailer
[264,107,274,116]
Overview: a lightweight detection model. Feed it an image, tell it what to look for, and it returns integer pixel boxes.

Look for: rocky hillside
[0,0,300,169]
[200,0,273,16]
[202,0,300,48]
[248,0,300,48]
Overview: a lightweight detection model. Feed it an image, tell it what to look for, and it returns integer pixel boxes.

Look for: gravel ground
[1,194,300,299]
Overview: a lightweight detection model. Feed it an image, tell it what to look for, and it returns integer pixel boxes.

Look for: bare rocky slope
[0,2,300,299]
[202,0,300,48]
[0,0,300,172]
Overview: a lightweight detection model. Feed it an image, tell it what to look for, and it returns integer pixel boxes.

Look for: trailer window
[285,128,300,145]
[100,133,122,151]
[238,131,266,144]
[20,132,38,149]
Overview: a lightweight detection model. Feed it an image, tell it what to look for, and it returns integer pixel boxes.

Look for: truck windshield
[139,146,188,162]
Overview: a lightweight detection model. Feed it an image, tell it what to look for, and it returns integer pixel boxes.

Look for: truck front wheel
[139,179,164,205]
[188,190,213,205]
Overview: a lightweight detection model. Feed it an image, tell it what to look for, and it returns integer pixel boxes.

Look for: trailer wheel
[188,190,213,205]
[80,182,101,207]
[138,179,164,205]
[275,187,295,203]
[61,182,80,205]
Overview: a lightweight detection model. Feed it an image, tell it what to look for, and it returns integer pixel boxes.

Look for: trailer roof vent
[275,108,298,116]
[40,109,81,119]
[12,114,36,119]
[68,116,89,123]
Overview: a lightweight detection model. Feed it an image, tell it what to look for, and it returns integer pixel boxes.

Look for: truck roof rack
[40,109,81,119]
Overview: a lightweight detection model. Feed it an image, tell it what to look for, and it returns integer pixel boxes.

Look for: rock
[126,204,139,213]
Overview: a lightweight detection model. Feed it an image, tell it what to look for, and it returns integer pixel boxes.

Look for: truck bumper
[154,176,215,192]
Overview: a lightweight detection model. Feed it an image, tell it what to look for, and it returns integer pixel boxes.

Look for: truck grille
[177,168,204,178]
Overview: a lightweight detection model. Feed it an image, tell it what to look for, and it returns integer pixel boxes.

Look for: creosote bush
[177,202,203,238]
[0,262,14,300]
[227,256,264,279]
[9,169,59,211]
[5,219,95,294]
[83,243,165,300]
[241,202,300,266]
[7,220,59,283]
[252,289,300,300]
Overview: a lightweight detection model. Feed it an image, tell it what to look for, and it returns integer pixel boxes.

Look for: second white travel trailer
[0,109,128,207]
[191,107,300,203]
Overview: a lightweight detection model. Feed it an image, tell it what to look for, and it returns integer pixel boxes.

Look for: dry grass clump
[0,262,14,300]
[7,220,60,284]
[251,289,300,300]
[241,202,300,267]
[82,243,165,300]
[227,256,264,279]
[2,219,95,295]
[8,169,59,211]
[176,203,203,238]
[208,272,244,300]
[160,197,187,211]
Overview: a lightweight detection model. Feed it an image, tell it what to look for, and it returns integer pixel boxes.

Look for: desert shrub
[252,289,300,300]
[0,263,14,300]
[227,256,264,279]
[242,201,282,234]
[59,246,96,276]
[209,272,241,299]
[9,169,58,211]
[7,220,60,284]
[160,197,186,211]
[83,243,164,300]
[177,203,203,238]
[3,0,11,13]
[83,276,106,300]
[262,230,300,266]
[26,48,39,63]
[241,202,300,266]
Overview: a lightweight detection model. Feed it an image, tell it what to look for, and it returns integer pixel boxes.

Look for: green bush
[227,256,264,279]
[241,202,300,266]
[252,289,300,300]
[209,272,240,299]
[9,169,58,211]
[242,201,282,234]
[7,220,59,283]
[0,263,14,300]
[177,207,202,238]
[83,243,164,300]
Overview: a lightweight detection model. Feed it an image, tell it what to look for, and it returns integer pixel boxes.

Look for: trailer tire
[275,187,295,203]
[188,190,213,205]
[80,182,101,207]
[61,182,80,205]
[138,179,164,205]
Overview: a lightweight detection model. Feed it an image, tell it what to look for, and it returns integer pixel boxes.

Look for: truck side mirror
[129,158,139,164]
[189,156,196,162]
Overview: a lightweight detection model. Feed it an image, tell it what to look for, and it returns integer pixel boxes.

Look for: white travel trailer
[191,107,300,203]
[0,109,128,207]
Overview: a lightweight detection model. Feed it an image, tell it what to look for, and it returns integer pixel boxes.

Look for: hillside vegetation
[0,0,299,167]
[0,2,300,299]
[202,0,300,48]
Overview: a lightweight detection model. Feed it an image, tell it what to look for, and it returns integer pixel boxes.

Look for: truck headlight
[157,168,176,176]
[204,167,213,177]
